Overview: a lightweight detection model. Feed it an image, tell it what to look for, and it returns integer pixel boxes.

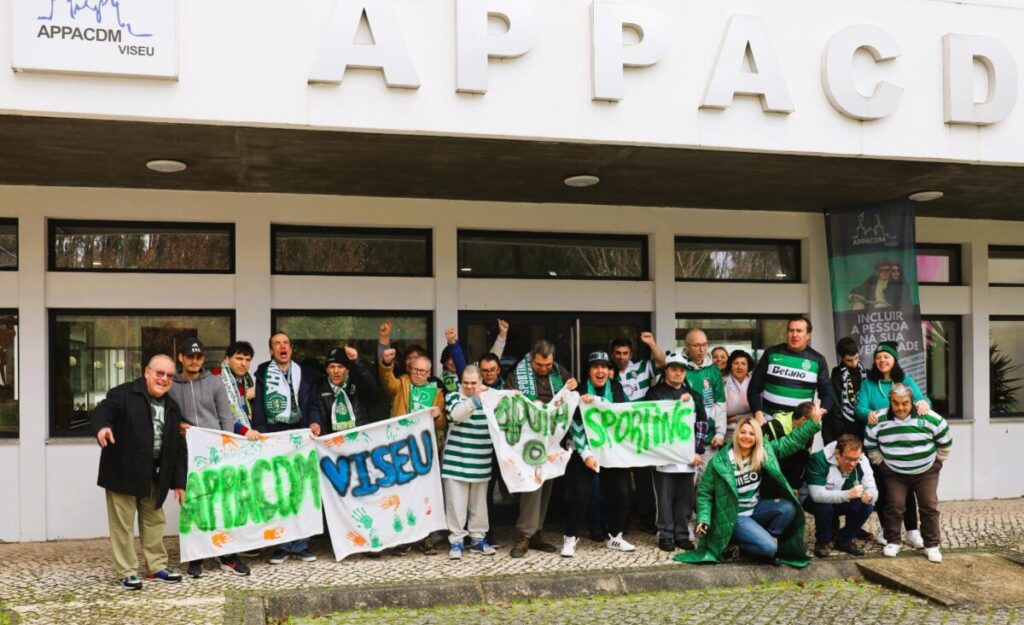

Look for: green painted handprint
[392,514,403,533]
[406,509,417,527]
[351,508,381,547]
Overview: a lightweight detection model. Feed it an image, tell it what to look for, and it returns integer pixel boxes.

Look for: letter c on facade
[822,24,903,121]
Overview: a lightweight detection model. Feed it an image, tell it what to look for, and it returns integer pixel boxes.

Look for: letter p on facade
[456,0,538,94]
[591,0,670,102]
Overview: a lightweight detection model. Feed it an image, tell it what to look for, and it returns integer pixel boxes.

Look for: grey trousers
[444,478,490,544]
[654,472,695,541]
[515,479,553,538]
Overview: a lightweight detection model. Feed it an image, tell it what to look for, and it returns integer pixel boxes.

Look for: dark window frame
[47,219,236,274]
[48,308,237,438]
[270,308,435,357]
[0,309,18,439]
[0,218,18,272]
[673,236,801,283]
[674,312,800,358]
[270,224,433,277]
[921,315,964,420]
[916,243,963,286]
[989,245,1024,287]
[990,315,1024,418]
[457,229,649,281]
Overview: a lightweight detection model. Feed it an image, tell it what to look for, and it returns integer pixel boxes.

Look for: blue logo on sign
[37,0,152,38]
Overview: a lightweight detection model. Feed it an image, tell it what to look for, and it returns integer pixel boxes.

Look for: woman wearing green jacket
[854,344,931,550]
[675,408,823,568]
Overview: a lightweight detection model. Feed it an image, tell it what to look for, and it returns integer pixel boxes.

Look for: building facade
[1,0,1023,541]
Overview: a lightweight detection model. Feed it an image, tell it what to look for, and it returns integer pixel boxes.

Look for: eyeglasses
[149,369,175,379]
[409,367,430,375]
[686,343,709,349]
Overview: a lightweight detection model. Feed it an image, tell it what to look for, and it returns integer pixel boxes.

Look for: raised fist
[382,348,396,365]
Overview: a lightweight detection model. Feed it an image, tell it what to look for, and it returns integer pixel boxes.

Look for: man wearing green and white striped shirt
[864,383,952,563]
[442,365,497,559]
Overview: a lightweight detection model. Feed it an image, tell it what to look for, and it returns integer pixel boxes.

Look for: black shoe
[419,537,438,556]
[219,555,251,576]
[187,561,204,578]
[723,544,741,562]
[658,537,675,552]
[675,538,695,551]
[268,549,288,565]
[391,544,412,556]
[510,534,530,558]
[528,534,557,553]
[834,541,866,556]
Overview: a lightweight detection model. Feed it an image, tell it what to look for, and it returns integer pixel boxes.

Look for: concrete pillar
[235,214,273,347]
[964,238,988,499]
[651,228,678,349]
[433,225,457,361]
[18,211,46,540]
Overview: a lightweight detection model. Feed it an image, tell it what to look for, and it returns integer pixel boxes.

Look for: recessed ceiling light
[908,190,943,202]
[563,174,600,188]
[91,261,102,267]
[146,159,187,173]
[460,267,473,273]
[548,270,558,277]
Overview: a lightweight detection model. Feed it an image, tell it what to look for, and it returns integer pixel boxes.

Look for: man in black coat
[91,354,186,591]
[316,345,378,432]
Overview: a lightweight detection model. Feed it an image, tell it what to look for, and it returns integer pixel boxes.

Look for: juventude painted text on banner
[316,409,445,561]
[179,427,323,562]
[480,389,579,493]
[581,399,696,468]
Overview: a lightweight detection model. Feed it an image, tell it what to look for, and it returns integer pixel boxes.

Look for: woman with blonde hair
[675,406,823,568]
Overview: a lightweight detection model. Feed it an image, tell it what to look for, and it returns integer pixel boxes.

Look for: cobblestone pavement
[295,580,1023,625]
[1,498,1022,625]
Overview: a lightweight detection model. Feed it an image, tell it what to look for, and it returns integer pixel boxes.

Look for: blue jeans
[802,498,874,544]
[283,538,309,554]
[731,499,796,558]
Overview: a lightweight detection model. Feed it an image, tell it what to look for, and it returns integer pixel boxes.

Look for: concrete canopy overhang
[2,114,1022,220]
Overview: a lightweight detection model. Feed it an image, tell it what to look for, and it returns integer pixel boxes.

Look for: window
[675,238,799,282]
[458,231,647,280]
[272,311,432,421]
[675,315,791,361]
[0,219,17,270]
[922,317,961,418]
[272,226,431,276]
[49,220,234,273]
[991,317,1024,418]
[0,312,18,438]
[989,246,1024,285]
[916,244,961,285]
[49,311,234,437]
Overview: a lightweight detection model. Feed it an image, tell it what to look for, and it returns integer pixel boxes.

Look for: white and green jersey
[864,409,952,475]
[617,359,656,401]
[442,392,493,482]
[730,448,761,516]
[752,345,829,418]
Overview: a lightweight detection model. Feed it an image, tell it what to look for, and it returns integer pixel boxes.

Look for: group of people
[91,315,952,591]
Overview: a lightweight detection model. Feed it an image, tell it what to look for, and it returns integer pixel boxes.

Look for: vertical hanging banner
[581,399,697,468]
[316,410,445,561]
[825,201,927,391]
[480,389,579,493]
[179,428,323,562]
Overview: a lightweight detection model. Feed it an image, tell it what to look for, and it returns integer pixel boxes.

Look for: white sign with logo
[12,0,179,79]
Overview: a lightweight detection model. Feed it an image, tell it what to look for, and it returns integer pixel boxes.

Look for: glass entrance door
[458,311,653,382]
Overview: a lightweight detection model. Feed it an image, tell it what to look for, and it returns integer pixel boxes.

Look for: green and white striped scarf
[513,358,564,401]
[219,361,253,428]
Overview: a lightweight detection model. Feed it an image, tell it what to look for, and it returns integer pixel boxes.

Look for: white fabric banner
[315,409,446,561]
[580,399,697,468]
[480,388,579,493]
[179,427,323,562]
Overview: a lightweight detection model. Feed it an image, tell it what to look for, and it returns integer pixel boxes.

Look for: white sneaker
[561,535,578,558]
[925,547,943,563]
[874,533,889,547]
[904,529,925,549]
[883,543,901,557]
[606,532,636,552]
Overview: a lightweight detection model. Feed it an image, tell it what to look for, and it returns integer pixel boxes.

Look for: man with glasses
[683,329,727,459]
[848,259,903,311]
[380,347,447,555]
[800,433,877,558]
[92,354,186,591]
[169,338,250,578]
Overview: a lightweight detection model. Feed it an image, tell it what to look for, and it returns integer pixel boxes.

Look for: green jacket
[674,419,821,568]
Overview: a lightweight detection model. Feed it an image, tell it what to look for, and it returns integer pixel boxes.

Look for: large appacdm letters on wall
[11,0,178,79]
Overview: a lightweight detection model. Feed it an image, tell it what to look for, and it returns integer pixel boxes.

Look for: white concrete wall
[0,186,1021,540]
[2,0,1024,166]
